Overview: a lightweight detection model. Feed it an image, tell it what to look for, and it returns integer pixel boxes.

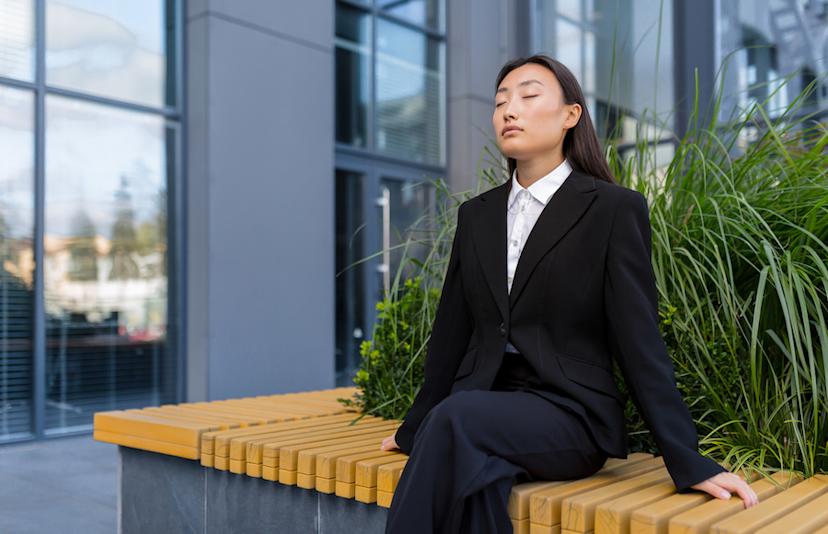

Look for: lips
[502,126,523,135]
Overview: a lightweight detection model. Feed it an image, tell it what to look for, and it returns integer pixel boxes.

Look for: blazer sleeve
[603,190,729,493]
[394,202,474,455]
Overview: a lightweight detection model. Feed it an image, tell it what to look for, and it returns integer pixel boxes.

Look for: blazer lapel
[471,180,511,323]
[471,169,598,322]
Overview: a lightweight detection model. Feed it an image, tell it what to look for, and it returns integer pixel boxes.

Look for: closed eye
[495,95,539,107]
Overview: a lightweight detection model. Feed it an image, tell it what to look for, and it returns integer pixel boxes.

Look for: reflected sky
[46,0,168,108]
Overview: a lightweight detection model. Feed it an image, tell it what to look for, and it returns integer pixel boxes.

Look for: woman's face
[492,63,581,161]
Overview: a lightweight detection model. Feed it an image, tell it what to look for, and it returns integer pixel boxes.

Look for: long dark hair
[494,54,615,184]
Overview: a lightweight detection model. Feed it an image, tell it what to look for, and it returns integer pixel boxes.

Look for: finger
[701,481,731,500]
[719,479,754,507]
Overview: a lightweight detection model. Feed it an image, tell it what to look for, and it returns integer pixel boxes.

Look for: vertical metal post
[32,0,46,439]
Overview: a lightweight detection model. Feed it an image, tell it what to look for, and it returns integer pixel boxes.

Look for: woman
[379,55,758,533]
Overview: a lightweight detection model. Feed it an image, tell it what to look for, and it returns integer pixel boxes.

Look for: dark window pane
[335,2,371,147]
[334,169,365,386]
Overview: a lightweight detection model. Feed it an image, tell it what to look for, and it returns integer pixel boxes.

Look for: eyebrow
[496,79,544,95]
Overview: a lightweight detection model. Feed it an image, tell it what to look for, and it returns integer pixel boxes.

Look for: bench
[94,387,828,533]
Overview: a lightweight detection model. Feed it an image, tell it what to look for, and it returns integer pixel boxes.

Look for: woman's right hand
[380,433,400,451]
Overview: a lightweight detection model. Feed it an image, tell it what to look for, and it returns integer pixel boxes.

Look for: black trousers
[384,351,609,534]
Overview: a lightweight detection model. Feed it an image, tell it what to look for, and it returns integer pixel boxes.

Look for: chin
[499,146,530,160]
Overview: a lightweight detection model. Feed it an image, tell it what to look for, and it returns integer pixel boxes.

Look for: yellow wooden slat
[335,480,356,499]
[377,489,394,508]
[595,480,680,534]
[260,421,396,468]
[355,485,377,503]
[529,522,558,533]
[376,459,408,493]
[201,417,310,458]
[209,413,355,458]
[93,429,200,459]
[754,489,828,533]
[318,448,392,479]
[561,466,671,533]
[317,477,337,494]
[504,454,652,524]
[631,469,795,534]
[531,455,664,528]
[709,475,828,534]
[354,454,409,490]
[234,416,383,463]
[94,411,218,447]
[295,435,394,475]
[668,473,801,534]
[279,423,399,471]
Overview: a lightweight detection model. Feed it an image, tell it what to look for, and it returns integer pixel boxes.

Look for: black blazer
[393,168,729,493]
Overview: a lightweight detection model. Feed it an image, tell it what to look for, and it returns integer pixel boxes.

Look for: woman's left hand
[691,471,759,508]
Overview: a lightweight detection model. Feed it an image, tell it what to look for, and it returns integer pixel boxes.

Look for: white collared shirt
[505,158,573,353]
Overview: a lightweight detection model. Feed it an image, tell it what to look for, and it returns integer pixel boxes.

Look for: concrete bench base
[119,445,389,534]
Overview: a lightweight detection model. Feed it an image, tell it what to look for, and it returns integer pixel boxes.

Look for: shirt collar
[508,158,573,210]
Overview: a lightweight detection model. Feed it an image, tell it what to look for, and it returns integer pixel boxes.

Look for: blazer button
[499,322,506,336]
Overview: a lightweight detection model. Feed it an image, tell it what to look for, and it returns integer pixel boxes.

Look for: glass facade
[717,0,828,123]
[335,0,446,166]
[534,0,827,159]
[0,0,181,443]
[0,85,35,440]
[534,0,676,165]
[334,0,445,386]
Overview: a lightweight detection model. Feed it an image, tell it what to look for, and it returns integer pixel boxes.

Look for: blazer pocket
[454,348,478,380]
[556,353,622,403]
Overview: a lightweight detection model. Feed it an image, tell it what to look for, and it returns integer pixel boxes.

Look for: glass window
[0,85,35,442]
[536,0,674,158]
[0,0,35,81]
[556,18,582,83]
[557,0,582,22]
[45,0,175,109]
[376,17,445,165]
[43,94,176,433]
[378,0,444,32]
[335,3,372,147]
[717,0,827,122]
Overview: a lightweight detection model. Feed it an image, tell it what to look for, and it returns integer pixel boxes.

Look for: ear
[564,102,582,130]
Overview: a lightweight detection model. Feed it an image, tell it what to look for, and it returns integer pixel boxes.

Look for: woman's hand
[380,433,400,451]
[691,471,759,508]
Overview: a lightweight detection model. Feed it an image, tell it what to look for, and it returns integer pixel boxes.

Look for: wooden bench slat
[709,474,828,534]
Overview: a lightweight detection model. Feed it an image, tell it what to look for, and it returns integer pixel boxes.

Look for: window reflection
[376,18,445,165]
[0,86,35,441]
[378,0,444,32]
[44,94,174,433]
[335,3,372,147]
[45,0,174,108]
[536,0,675,164]
[0,0,35,81]
[717,0,826,124]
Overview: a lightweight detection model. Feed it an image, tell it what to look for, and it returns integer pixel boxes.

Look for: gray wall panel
[447,0,523,194]
[186,5,335,401]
